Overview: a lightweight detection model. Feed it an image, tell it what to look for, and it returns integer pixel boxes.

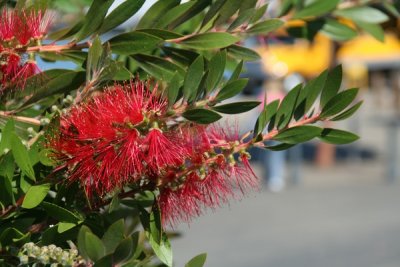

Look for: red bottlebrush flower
[0,9,17,41]
[0,8,51,45]
[158,124,259,226]
[49,81,177,197]
[145,128,187,173]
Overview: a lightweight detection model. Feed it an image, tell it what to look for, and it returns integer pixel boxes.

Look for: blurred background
[41,0,400,266]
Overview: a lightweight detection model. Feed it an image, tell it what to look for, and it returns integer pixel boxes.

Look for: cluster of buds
[18,242,85,266]
[0,8,51,91]
[49,80,259,225]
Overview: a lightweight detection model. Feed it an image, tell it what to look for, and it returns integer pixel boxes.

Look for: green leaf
[58,222,77,233]
[179,32,240,50]
[138,29,182,40]
[183,109,222,124]
[0,175,15,206]
[239,0,257,13]
[294,0,340,19]
[11,134,35,181]
[247,19,284,34]
[227,45,261,61]
[334,6,389,24]
[250,4,268,24]
[93,255,113,267]
[154,1,196,29]
[212,101,260,114]
[254,99,280,136]
[319,128,359,144]
[168,0,211,29]
[229,60,243,82]
[136,0,180,29]
[42,201,81,223]
[215,0,242,26]
[185,253,207,267]
[108,31,163,56]
[354,21,385,42]
[294,69,328,120]
[22,70,85,108]
[0,120,15,155]
[21,183,50,209]
[183,55,204,101]
[0,152,14,182]
[274,126,322,144]
[85,232,106,262]
[275,84,302,129]
[331,101,363,121]
[102,219,126,254]
[321,19,357,41]
[150,232,173,267]
[320,65,342,107]
[74,0,114,41]
[320,88,358,118]
[149,207,162,245]
[205,51,226,93]
[114,237,134,264]
[201,0,227,29]
[167,72,183,106]
[78,225,92,260]
[277,0,293,17]
[227,8,254,31]
[87,36,103,81]
[99,0,145,33]
[265,142,295,151]
[132,54,185,81]
[216,78,248,102]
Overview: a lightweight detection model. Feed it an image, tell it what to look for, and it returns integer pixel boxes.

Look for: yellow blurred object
[337,33,400,63]
[257,34,332,78]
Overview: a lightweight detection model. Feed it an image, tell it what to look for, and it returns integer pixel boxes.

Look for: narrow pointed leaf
[334,6,389,24]
[136,0,180,29]
[294,0,340,19]
[109,32,163,55]
[183,109,222,124]
[212,101,260,114]
[11,134,35,181]
[247,19,284,34]
[227,45,260,61]
[74,0,114,41]
[183,56,204,101]
[254,99,280,135]
[320,88,358,118]
[216,78,248,102]
[99,0,145,33]
[274,126,322,144]
[229,60,244,82]
[206,51,226,93]
[331,101,363,121]
[179,33,240,50]
[320,65,342,107]
[275,84,302,129]
[167,72,183,106]
[319,128,359,144]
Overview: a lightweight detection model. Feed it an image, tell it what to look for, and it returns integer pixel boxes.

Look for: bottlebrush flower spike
[158,124,259,226]
[0,8,51,45]
[49,80,178,197]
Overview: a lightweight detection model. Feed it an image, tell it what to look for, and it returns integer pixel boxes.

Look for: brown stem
[25,41,90,53]
[0,111,41,125]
